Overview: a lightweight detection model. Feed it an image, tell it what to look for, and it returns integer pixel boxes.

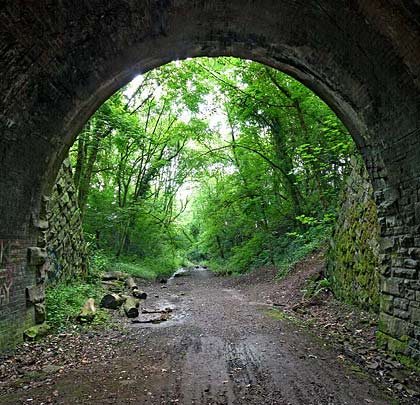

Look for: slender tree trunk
[216,235,225,259]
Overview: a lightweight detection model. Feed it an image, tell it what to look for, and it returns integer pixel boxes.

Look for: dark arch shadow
[0,0,419,356]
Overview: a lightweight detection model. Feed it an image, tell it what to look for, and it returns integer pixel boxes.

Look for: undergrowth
[276,226,331,280]
[207,225,329,277]
[111,255,182,279]
[46,279,107,331]
[46,249,184,330]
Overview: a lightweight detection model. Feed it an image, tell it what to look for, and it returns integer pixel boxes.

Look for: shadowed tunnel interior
[0,0,420,362]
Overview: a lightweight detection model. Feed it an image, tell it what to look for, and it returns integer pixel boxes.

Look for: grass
[111,256,178,280]
[264,308,304,327]
[45,279,108,331]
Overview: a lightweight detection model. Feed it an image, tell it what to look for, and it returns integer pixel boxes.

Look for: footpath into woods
[1,255,419,404]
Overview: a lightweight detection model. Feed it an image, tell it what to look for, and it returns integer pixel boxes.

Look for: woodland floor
[1,253,419,405]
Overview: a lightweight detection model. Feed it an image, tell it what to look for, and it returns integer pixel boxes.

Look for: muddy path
[1,267,396,404]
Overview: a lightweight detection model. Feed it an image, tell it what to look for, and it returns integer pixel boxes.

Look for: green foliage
[111,255,182,279]
[46,281,107,331]
[69,56,356,290]
[45,247,113,330]
[302,277,332,299]
[275,229,329,279]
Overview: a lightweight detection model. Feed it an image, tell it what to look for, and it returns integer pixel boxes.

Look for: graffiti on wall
[0,240,13,306]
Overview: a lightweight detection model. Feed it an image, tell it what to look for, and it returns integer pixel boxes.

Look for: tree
[72,56,355,275]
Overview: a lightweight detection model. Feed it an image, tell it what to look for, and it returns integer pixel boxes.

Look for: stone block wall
[327,157,381,311]
[328,155,420,364]
[42,159,87,284]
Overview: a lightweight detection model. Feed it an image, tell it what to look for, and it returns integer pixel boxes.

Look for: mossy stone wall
[327,157,381,311]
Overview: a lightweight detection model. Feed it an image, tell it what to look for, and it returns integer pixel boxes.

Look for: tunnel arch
[0,1,419,358]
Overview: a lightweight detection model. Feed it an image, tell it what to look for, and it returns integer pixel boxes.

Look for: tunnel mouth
[1,1,419,374]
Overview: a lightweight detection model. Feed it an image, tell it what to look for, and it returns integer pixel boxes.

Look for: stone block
[27,247,47,266]
[26,285,45,304]
[381,277,402,296]
[393,267,417,279]
[380,187,399,208]
[394,308,410,319]
[414,326,420,340]
[379,312,413,338]
[394,298,409,311]
[400,235,414,248]
[380,237,395,252]
[23,323,50,341]
[406,289,416,300]
[411,306,420,326]
[404,258,418,268]
[33,219,49,230]
[380,294,394,313]
[409,280,420,291]
[34,303,46,324]
[408,247,420,258]
[36,264,46,283]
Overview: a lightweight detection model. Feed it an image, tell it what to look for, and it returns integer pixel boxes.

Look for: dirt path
[1,268,396,404]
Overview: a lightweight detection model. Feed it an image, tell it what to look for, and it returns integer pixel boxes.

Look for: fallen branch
[101,271,127,281]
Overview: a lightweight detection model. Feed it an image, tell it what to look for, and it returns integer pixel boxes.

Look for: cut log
[123,296,140,318]
[100,293,125,309]
[132,289,147,299]
[125,276,137,290]
[101,271,127,281]
[101,280,119,287]
[125,276,147,299]
[77,298,96,322]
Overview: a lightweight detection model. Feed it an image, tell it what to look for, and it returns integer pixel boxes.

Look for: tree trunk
[100,293,125,309]
[101,271,127,281]
[123,296,140,318]
[125,276,147,299]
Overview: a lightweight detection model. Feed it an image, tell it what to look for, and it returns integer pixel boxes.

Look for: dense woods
[70,57,355,277]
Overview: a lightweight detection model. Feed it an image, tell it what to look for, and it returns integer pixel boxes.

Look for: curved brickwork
[0,1,419,360]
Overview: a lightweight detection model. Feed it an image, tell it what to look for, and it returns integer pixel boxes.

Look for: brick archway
[0,1,419,359]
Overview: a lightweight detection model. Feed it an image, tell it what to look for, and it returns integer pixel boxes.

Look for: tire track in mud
[0,267,394,404]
